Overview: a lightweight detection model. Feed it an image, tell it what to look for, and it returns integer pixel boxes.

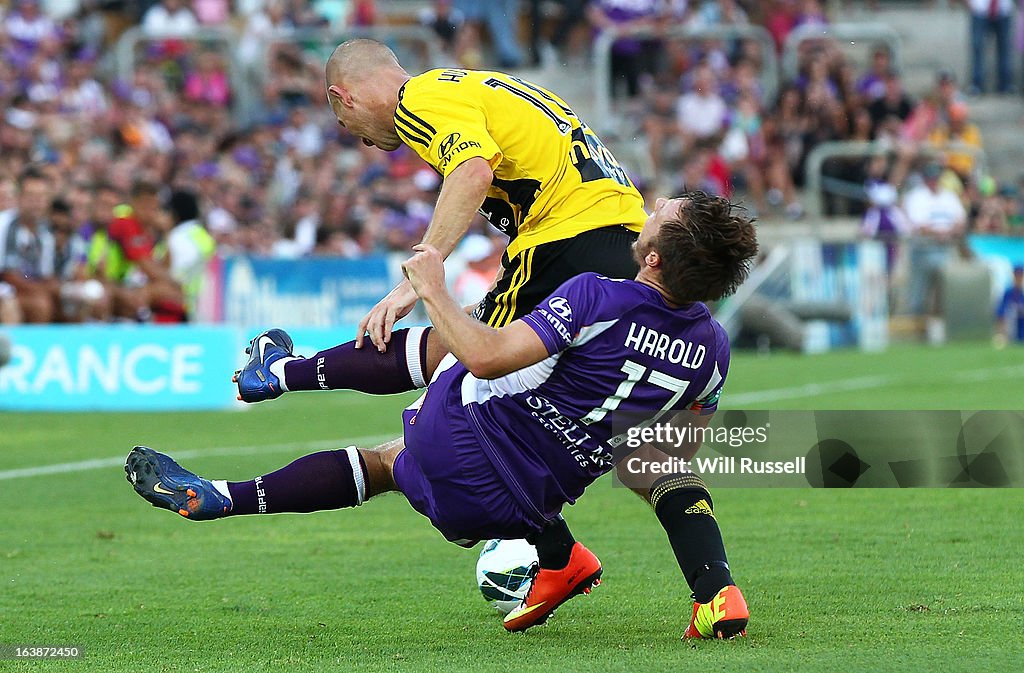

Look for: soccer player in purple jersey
[126,192,758,638]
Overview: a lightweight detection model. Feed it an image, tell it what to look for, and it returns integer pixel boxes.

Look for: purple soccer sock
[226,448,367,515]
[282,326,431,394]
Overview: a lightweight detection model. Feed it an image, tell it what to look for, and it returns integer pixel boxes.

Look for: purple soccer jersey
[458,273,729,524]
[396,273,730,540]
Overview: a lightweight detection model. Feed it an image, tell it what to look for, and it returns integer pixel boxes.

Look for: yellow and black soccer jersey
[394,68,647,258]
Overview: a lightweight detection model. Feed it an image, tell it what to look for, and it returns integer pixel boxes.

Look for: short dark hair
[167,189,200,224]
[50,197,71,215]
[18,165,49,189]
[653,191,758,303]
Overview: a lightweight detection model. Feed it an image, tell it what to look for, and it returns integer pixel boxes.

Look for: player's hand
[401,244,447,300]
[356,279,419,352]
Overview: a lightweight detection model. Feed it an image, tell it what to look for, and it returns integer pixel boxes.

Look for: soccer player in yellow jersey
[328,39,646,344]
[232,39,749,638]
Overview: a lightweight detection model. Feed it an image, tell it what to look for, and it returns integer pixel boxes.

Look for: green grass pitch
[1,342,1022,672]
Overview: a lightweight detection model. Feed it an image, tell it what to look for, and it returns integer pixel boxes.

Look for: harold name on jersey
[624,322,706,369]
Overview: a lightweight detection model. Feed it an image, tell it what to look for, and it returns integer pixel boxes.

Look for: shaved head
[325,38,403,88]
[324,39,409,152]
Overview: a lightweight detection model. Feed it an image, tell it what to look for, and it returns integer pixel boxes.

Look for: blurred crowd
[598,0,1022,232]
[1,0,1022,326]
[0,0,516,324]
[560,0,1023,334]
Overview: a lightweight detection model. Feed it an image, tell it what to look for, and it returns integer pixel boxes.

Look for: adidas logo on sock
[684,499,714,516]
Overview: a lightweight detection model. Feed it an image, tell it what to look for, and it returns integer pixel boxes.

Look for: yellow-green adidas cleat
[683,584,749,639]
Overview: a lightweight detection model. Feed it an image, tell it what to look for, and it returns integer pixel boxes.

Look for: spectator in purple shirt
[588,0,663,98]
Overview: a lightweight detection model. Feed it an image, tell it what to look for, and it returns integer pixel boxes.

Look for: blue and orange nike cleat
[232,328,297,403]
[503,542,603,632]
[683,584,749,639]
[125,446,231,520]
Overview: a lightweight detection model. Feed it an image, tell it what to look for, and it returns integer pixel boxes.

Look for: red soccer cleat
[502,542,603,632]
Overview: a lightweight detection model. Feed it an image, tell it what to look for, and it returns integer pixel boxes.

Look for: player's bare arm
[357,157,494,352]
[402,243,548,379]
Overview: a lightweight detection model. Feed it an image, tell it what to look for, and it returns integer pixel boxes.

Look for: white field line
[727,363,1024,406]
[727,374,892,405]
[0,433,397,481]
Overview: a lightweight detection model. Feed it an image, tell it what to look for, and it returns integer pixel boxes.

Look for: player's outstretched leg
[233,327,444,402]
[502,517,603,632]
[125,441,398,519]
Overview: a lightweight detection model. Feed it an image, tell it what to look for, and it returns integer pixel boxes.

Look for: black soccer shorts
[473,225,640,328]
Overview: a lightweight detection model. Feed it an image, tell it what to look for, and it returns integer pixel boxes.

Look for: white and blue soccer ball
[476,539,538,615]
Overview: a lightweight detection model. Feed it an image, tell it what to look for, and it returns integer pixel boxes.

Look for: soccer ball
[475,538,538,615]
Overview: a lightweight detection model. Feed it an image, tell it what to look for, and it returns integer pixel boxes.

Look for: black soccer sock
[226,448,367,515]
[650,474,734,603]
[527,516,576,570]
